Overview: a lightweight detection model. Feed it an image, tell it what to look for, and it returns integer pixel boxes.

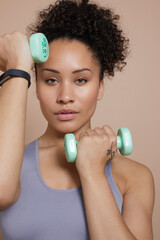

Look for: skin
[35,38,108,186]
[34,38,154,240]
[36,38,104,143]
[0,33,154,239]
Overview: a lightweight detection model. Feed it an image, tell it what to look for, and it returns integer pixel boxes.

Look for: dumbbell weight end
[29,33,49,63]
[64,134,78,163]
[117,128,133,156]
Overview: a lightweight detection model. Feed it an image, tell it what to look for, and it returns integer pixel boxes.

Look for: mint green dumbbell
[64,128,133,162]
[29,33,49,63]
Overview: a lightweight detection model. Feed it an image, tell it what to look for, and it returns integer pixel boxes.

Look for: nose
[57,83,75,104]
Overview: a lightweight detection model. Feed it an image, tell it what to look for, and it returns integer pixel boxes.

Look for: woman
[0,0,155,239]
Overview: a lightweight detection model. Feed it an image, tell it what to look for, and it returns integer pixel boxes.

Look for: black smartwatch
[0,69,31,88]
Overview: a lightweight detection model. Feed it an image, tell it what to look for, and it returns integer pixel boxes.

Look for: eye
[45,78,57,84]
[76,78,87,84]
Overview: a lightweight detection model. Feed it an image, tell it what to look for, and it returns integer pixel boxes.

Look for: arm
[122,163,155,239]
[75,125,155,240]
[0,32,32,209]
[79,161,155,240]
[0,78,28,209]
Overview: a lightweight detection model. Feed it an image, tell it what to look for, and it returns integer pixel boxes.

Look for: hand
[0,31,33,73]
[75,125,117,179]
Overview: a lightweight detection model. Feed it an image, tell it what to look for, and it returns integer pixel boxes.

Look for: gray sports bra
[0,138,123,240]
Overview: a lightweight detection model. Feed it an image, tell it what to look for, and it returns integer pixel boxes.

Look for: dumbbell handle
[64,128,133,162]
[73,136,126,149]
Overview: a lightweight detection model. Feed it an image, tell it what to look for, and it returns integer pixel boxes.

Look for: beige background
[0,0,159,239]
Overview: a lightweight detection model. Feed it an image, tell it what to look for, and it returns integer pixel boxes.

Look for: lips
[55,109,78,120]
[55,109,78,115]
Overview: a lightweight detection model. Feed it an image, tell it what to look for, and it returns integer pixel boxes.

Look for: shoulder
[24,144,28,151]
[116,154,154,186]
[24,139,36,150]
[112,154,155,213]
[112,153,154,178]
[112,155,155,238]
[112,154,155,193]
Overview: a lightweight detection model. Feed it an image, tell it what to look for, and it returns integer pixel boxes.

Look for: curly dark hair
[27,0,129,81]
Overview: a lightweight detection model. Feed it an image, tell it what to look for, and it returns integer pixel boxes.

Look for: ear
[97,80,104,101]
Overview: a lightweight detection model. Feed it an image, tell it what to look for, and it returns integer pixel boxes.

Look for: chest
[38,149,125,202]
[38,148,82,190]
[0,146,90,239]
[0,186,89,240]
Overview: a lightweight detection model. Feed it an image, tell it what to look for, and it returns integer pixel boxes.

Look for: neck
[39,121,92,149]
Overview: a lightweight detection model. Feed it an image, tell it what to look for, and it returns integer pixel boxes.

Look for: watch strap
[0,69,31,88]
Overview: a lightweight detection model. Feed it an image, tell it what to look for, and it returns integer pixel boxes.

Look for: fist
[0,31,33,72]
[75,125,117,178]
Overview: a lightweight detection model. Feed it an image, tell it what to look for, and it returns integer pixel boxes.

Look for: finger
[93,127,106,136]
[78,131,88,140]
[102,124,115,136]
[102,125,117,148]
[86,128,97,136]
[0,33,10,38]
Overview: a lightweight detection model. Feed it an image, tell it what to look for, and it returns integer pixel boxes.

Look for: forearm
[0,77,28,201]
[80,172,137,240]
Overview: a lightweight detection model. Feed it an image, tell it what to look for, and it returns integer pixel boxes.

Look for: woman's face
[36,38,104,136]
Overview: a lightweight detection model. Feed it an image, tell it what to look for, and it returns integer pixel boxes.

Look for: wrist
[76,159,107,181]
[0,69,31,88]
[1,77,28,88]
[6,64,31,75]
[78,168,106,182]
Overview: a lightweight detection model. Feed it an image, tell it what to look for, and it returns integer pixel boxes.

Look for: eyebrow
[42,68,92,74]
